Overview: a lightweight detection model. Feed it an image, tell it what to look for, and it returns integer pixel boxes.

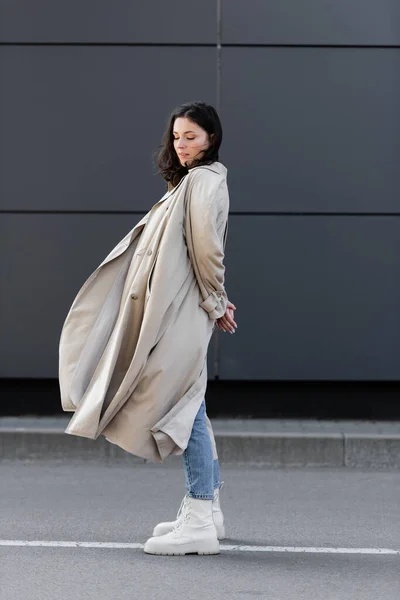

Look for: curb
[1,427,400,468]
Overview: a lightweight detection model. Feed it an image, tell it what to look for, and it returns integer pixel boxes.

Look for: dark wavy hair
[157,101,223,187]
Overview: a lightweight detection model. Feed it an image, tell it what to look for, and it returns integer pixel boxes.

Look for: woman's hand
[215,301,237,334]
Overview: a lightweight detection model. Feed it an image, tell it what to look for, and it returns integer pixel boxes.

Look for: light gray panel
[219,215,400,380]
[222,0,400,46]
[220,48,399,213]
[0,46,216,212]
[0,0,216,43]
[0,214,218,379]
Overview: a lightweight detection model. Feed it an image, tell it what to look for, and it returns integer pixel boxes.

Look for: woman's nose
[176,139,186,149]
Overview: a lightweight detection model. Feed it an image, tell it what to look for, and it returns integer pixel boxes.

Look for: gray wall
[0,0,399,381]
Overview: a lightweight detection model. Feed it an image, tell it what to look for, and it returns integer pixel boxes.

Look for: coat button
[147,249,152,255]
[131,294,138,300]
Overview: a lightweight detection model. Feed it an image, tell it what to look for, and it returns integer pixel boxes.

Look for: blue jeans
[182,400,221,500]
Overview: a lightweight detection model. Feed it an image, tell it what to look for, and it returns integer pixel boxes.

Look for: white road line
[0,541,144,549]
[0,540,399,554]
[221,545,400,555]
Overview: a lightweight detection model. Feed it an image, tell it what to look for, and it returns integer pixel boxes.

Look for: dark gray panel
[220,48,399,213]
[0,0,216,43]
[0,46,216,212]
[0,214,218,378]
[222,0,400,46]
[219,215,400,380]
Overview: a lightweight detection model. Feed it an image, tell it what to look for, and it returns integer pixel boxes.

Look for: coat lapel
[98,177,189,270]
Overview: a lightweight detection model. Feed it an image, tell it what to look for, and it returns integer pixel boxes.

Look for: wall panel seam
[0,43,398,49]
[0,41,217,47]
[221,43,399,49]
[213,0,223,381]
[3,211,400,217]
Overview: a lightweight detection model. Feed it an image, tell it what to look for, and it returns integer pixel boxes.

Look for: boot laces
[175,496,187,520]
[172,497,191,533]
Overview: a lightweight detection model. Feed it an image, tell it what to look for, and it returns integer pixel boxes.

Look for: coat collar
[190,161,227,177]
[157,161,227,204]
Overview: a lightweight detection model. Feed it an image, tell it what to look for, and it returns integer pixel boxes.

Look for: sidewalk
[1,416,399,468]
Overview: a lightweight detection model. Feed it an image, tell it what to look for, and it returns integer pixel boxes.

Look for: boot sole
[153,529,226,541]
[144,550,220,556]
[144,540,220,556]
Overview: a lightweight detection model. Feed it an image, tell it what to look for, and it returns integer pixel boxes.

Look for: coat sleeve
[185,170,229,320]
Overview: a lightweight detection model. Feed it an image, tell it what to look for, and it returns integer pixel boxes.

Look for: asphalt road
[0,460,399,600]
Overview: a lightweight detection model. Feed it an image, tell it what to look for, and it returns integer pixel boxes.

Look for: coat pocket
[146,251,159,298]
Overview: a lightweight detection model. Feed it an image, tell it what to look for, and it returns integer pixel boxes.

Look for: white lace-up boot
[152,482,226,540]
[144,496,220,556]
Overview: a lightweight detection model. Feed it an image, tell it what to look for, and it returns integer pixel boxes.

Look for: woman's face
[173,117,210,167]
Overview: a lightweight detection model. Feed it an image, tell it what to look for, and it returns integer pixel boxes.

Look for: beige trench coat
[59,162,229,463]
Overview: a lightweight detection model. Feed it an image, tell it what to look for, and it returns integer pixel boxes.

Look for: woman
[58,101,237,557]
